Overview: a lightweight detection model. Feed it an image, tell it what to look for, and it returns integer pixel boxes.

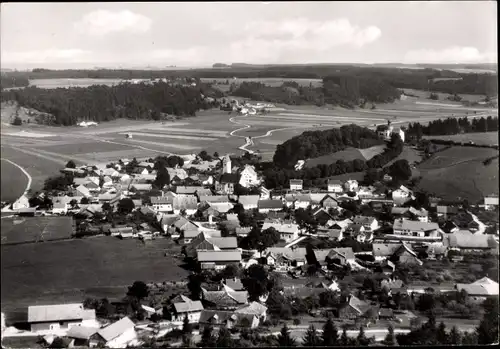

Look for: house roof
[219,173,240,184]
[75,185,91,197]
[197,250,242,262]
[224,278,244,291]
[206,237,238,249]
[28,303,85,323]
[173,300,204,314]
[238,195,260,206]
[484,196,499,206]
[347,295,372,315]
[258,200,283,209]
[267,247,308,261]
[199,195,229,203]
[199,310,255,325]
[262,222,299,234]
[151,196,174,205]
[97,317,135,342]
[173,196,198,210]
[209,202,234,213]
[176,186,202,194]
[353,216,377,226]
[328,247,355,261]
[393,219,439,232]
[202,288,248,306]
[328,179,343,185]
[131,183,152,191]
[67,326,98,340]
[234,301,267,316]
[167,168,188,180]
[447,232,496,249]
[290,179,303,185]
[312,249,332,263]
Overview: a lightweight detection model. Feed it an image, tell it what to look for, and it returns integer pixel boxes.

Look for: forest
[273,125,384,168]
[0,75,30,89]
[2,65,497,95]
[406,116,498,138]
[0,81,222,126]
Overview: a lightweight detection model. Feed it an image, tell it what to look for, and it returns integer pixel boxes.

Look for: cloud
[1,49,92,64]
[404,46,497,64]
[74,9,152,35]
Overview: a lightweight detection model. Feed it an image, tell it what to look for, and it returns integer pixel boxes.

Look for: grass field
[423,132,499,146]
[305,145,385,168]
[1,216,74,245]
[417,146,499,202]
[201,77,323,88]
[29,78,128,89]
[0,159,28,202]
[0,236,188,310]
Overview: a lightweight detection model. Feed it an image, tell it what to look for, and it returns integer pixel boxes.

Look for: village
[1,144,499,348]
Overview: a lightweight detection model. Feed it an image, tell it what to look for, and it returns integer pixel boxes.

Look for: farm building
[289,179,303,191]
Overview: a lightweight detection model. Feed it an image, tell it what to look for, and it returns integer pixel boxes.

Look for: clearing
[423,132,499,146]
[305,145,385,168]
[1,216,74,245]
[0,237,188,310]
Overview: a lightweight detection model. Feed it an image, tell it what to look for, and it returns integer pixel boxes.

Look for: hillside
[305,145,385,168]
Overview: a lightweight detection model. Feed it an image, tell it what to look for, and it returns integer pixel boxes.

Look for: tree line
[407,116,498,138]
[1,81,222,126]
[0,75,30,89]
[265,133,404,189]
[273,124,385,168]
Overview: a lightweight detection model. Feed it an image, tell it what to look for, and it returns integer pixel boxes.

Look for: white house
[392,185,414,205]
[262,221,300,242]
[238,195,260,210]
[173,196,198,215]
[344,180,359,193]
[352,216,379,231]
[12,194,30,210]
[151,196,174,213]
[289,179,303,191]
[52,202,68,215]
[90,317,137,349]
[257,200,283,213]
[392,219,440,237]
[328,180,344,193]
[239,165,260,188]
[171,295,204,323]
[484,196,499,210]
[377,121,405,142]
[27,304,99,335]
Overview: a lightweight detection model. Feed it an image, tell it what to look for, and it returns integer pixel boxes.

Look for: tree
[213,152,219,158]
[321,317,339,346]
[276,323,296,347]
[242,226,280,256]
[383,325,398,346]
[66,160,76,168]
[302,325,320,347]
[476,297,499,344]
[154,167,170,189]
[436,322,448,344]
[182,334,194,348]
[340,326,350,346]
[80,197,89,204]
[102,202,112,213]
[220,264,240,280]
[182,314,192,334]
[389,159,412,181]
[356,326,370,346]
[127,281,149,301]
[448,326,462,345]
[117,198,135,214]
[215,326,233,348]
[187,274,203,300]
[11,115,22,126]
[199,326,216,347]
[242,264,269,301]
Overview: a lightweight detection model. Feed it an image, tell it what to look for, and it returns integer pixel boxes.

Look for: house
[377,121,405,142]
[326,218,352,236]
[27,303,99,335]
[408,207,429,222]
[185,232,238,258]
[257,199,283,213]
[379,308,395,320]
[484,196,499,210]
[223,278,245,292]
[176,186,201,195]
[138,161,154,168]
[173,196,198,215]
[130,183,152,192]
[66,326,98,347]
[445,231,498,253]
[132,167,150,176]
[344,180,359,193]
[328,179,344,193]
[264,247,308,271]
[12,194,30,210]
[379,260,396,275]
[339,295,376,320]
[294,194,312,209]
[215,174,240,194]
[392,185,414,205]
[437,205,459,219]
[238,195,260,210]
[197,250,242,271]
[259,186,271,199]
[52,201,68,215]
[167,168,189,182]
[455,277,499,302]
[90,317,137,349]
[289,179,303,191]
[262,221,300,242]
[170,295,204,323]
[392,219,440,237]
[239,165,260,188]
[352,216,379,231]
[198,310,259,330]
[452,212,481,232]
[326,248,355,266]
[201,288,248,309]
[313,208,334,226]
[321,195,339,209]
[390,243,423,266]
[234,302,268,323]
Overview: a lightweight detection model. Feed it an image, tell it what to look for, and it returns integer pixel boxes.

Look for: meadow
[0,159,28,202]
[1,216,74,245]
[0,237,188,311]
[29,78,129,89]
[422,132,499,146]
[305,145,386,168]
[417,146,499,202]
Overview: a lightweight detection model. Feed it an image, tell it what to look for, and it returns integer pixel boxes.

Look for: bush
[11,116,22,126]
[293,318,301,326]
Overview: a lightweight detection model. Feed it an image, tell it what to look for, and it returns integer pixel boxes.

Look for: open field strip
[423,132,499,145]
[118,138,199,151]
[118,132,219,141]
[138,129,230,138]
[35,140,136,155]
[2,131,56,138]
[6,146,68,166]
[21,146,92,165]
[241,118,342,127]
[74,122,190,135]
[74,148,164,161]
[147,126,231,135]
[266,112,387,122]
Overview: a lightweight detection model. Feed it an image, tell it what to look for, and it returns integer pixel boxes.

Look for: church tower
[222,155,232,174]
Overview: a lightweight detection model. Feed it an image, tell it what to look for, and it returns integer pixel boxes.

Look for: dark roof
[220,173,240,184]
[257,200,283,209]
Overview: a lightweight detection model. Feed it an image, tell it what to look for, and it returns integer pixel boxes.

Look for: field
[201,77,323,93]
[305,145,386,168]
[417,146,499,202]
[423,132,499,146]
[0,237,188,311]
[0,159,28,202]
[29,78,129,89]
[1,216,74,245]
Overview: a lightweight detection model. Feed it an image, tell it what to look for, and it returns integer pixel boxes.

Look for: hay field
[305,145,386,168]
[1,216,74,245]
[422,132,499,146]
[0,237,188,310]
[201,77,323,87]
[29,78,127,89]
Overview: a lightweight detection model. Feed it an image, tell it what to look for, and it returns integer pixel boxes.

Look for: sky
[0,1,497,69]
